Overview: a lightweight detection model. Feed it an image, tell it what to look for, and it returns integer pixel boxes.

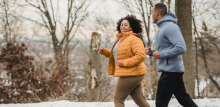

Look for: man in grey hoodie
[145,3,198,107]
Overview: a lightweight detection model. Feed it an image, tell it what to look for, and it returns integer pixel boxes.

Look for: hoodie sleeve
[160,25,186,58]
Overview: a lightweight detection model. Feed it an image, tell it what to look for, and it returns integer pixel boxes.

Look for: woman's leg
[130,83,150,107]
[114,75,149,107]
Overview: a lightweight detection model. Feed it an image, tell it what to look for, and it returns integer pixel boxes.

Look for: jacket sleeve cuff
[102,48,109,56]
[150,50,156,56]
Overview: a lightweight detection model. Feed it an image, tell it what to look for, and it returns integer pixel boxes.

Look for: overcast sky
[3,0,218,41]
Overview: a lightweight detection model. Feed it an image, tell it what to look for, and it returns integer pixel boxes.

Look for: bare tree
[80,9,117,101]
[193,20,220,92]
[175,0,195,98]
[88,32,101,101]
[194,36,200,97]
[91,12,117,102]
[167,0,171,11]
[0,0,25,43]
[24,0,94,67]
[192,0,220,96]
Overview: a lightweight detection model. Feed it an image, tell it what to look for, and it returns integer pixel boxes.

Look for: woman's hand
[98,48,104,54]
[117,60,123,67]
[145,47,151,55]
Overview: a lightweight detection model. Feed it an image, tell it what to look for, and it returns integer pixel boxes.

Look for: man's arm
[149,49,156,56]
[160,25,186,58]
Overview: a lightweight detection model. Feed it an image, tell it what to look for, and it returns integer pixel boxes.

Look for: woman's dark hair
[116,15,143,34]
[116,15,146,47]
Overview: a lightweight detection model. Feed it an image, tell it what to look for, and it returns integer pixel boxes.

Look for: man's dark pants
[156,71,198,107]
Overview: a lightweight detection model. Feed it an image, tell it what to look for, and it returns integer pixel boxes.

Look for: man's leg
[174,77,198,107]
[156,72,183,107]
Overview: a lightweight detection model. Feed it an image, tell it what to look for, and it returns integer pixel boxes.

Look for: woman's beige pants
[114,75,150,107]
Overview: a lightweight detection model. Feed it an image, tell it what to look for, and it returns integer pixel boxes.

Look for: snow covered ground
[0,98,220,107]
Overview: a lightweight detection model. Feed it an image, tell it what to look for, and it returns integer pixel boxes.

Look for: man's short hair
[154,3,167,16]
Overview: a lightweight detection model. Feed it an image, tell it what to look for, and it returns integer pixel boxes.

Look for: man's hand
[153,51,160,59]
[98,48,104,54]
[145,47,151,55]
[117,60,123,67]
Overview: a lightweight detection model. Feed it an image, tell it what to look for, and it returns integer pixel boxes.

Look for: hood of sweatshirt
[156,11,177,27]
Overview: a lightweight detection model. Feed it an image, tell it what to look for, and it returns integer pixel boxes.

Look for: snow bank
[0,98,220,107]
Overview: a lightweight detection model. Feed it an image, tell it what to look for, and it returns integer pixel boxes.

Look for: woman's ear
[130,27,132,31]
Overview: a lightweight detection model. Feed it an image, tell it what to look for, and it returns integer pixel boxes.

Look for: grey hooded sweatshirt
[150,11,186,73]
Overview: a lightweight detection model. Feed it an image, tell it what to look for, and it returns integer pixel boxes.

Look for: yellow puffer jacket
[101,31,146,77]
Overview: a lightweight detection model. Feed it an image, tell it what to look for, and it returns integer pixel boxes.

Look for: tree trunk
[192,17,220,93]
[195,37,200,97]
[175,0,195,98]
[168,0,171,12]
[88,32,102,102]
[196,33,220,93]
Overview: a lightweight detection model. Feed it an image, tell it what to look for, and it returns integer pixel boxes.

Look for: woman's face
[120,20,132,33]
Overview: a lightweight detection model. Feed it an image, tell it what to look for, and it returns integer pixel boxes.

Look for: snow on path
[0,98,220,107]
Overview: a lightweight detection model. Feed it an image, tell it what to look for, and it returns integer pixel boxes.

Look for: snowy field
[0,98,220,107]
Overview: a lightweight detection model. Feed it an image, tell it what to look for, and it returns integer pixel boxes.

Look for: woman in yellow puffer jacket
[98,15,150,107]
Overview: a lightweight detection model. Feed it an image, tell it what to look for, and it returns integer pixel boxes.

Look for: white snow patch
[0,98,220,107]
[4,80,12,86]
[35,89,42,92]
[26,90,32,93]
[13,91,19,96]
